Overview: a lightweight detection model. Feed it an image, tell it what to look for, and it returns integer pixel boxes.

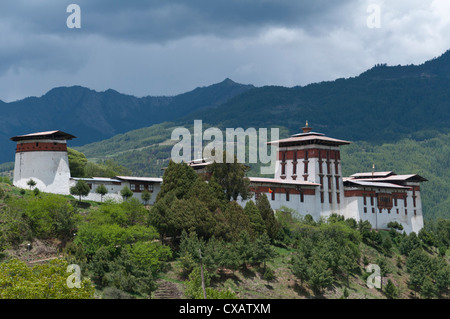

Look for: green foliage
[33,187,40,196]
[287,211,362,295]
[70,180,91,201]
[88,247,157,296]
[84,159,132,178]
[68,148,88,178]
[120,186,133,201]
[141,188,151,205]
[384,279,398,299]
[184,267,237,299]
[256,193,280,241]
[0,258,95,299]
[26,179,36,190]
[3,194,80,243]
[69,148,132,179]
[405,248,450,298]
[244,200,266,238]
[157,160,199,202]
[95,184,108,202]
[206,152,252,201]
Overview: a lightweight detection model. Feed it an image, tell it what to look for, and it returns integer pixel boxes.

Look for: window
[329,192,332,204]
[327,176,332,190]
[404,197,407,207]
[304,161,308,174]
[397,209,399,214]
[320,191,324,203]
[363,195,367,206]
[271,191,275,201]
[335,176,340,190]
[372,208,375,214]
[139,185,144,191]
[370,195,374,206]
[405,209,408,215]
[300,191,304,203]
[148,184,153,192]
[364,207,367,213]
[414,210,417,216]
[394,197,397,206]
[130,184,136,191]
[286,190,290,201]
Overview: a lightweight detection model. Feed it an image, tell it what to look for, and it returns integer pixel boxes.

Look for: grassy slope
[157,240,447,299]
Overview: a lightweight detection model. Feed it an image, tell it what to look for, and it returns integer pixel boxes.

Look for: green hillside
[0,163,448,300]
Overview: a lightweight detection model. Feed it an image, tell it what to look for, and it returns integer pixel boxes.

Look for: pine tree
[291,252,309,286]
[420,277,438,299]
[384,279,398,299]
[308,256,332,295]
[256,193,280,241]
[243,200,266,237]
[253,232,276,271]
[206,151,251,201]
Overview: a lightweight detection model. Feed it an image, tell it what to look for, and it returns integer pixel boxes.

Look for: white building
[10,130,75,195]
[11,126,427,233]
[236,122,427,234]
[10,130,162,204]
[69,176,162,204]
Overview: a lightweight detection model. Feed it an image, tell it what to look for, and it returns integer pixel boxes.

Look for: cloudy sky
[1,0,450,102]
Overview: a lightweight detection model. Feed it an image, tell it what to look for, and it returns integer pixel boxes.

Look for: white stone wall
[343,186,424,234]
[68,179,161,204]
[239,190,318,220]
[14,146,71,195]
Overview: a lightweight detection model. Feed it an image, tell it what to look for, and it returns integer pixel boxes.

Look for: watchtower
[10,130,76,195]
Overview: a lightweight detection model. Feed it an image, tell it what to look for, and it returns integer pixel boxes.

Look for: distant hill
[181,50,450,142]
[0,78,254,163]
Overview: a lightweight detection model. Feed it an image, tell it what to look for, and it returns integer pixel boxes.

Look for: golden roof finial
[301,120,312,133]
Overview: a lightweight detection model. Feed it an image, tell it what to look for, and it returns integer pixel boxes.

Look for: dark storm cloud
[0,0,355,43]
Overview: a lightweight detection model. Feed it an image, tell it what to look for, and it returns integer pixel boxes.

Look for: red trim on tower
[16,142,67,153]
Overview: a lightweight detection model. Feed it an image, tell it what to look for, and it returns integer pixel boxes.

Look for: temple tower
[10,130,76,195]
[271,121,351,217]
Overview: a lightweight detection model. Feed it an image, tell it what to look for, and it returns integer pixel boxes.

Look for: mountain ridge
[0,78,254,163]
